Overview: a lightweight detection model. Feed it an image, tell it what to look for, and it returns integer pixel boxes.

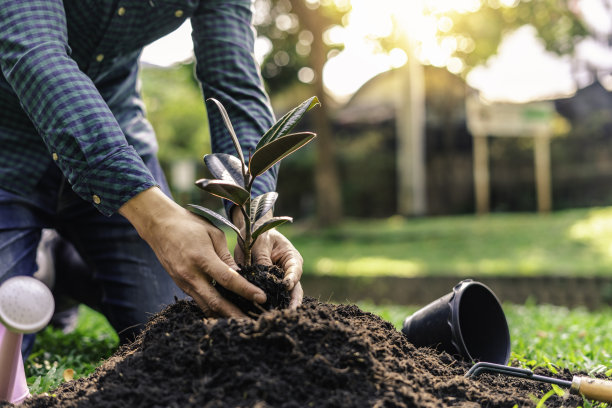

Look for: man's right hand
[118,186,266,318]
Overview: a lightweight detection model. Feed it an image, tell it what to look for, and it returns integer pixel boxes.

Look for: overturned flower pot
[402,279,511,365]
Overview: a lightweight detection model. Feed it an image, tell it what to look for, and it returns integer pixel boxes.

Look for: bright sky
[140,0,610,103]
[467,26,578,103]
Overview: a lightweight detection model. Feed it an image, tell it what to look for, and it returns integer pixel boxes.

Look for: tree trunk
[292,1,343,226]
[395,52,426,216]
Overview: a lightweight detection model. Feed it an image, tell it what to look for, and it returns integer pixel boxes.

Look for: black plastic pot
[401,279,510,364]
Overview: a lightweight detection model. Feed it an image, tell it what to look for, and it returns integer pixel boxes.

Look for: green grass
[360,301,612,376]
[26,305,118,394]
[280,207,612,277]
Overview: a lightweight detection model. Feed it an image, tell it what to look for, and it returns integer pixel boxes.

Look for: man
[0,0,304,353]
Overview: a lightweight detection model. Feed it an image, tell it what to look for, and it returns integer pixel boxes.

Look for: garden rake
[466,362,612,403]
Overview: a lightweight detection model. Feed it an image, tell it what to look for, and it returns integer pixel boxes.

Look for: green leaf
[249,132,316,177]
[250,216,292,246]
[187,204,242,240]
[195,178,250,206]
[256,96,320,150]
[204,153,247,187]
[550,384,565,397]
[535,389,555,408]
[250,192,278,223]
[207,98,245,166]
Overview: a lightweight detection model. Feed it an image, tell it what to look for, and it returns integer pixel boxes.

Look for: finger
[233,243,245,266]
[209,229,239,271]
[186,274,247,318]
[251,235,273,266]
[281,258,303,291]
[252,248,273,266]
[288,282,303,309]
[206,256,267,304]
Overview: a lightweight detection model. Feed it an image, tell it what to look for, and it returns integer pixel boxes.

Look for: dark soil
[4,298,587,408]
[215,264,290,316]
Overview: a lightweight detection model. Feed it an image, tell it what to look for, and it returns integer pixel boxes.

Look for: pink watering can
[0,276,54,404]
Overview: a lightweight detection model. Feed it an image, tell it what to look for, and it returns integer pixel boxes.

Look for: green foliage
[26,305,118,394]
[140,63,211,165]
[254,0,348,93]
[189,96,319,263]
[429,0,588,75]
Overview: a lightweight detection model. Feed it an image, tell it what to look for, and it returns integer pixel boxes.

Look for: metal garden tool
[466,362,612,403]
[0,276,55,404]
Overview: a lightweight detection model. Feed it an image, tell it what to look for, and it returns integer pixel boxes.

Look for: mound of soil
[7,299,585,407]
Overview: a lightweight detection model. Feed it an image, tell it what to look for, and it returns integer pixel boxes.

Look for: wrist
[119,186,182,240]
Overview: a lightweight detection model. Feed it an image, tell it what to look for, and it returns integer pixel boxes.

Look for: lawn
[280,207,612,277]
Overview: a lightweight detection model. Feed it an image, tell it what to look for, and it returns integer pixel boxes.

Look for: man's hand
[232,207,304,309]
[119,187,267,318]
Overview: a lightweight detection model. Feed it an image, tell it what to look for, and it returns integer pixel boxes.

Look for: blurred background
[138,0,612,308]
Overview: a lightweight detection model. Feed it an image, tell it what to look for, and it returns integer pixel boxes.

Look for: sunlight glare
[389,48,408,68]
[425,0,481,13]
[140,21,193,67]
[569,208,612,259]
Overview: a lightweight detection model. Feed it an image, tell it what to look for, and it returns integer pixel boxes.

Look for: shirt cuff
[70,145,158,216]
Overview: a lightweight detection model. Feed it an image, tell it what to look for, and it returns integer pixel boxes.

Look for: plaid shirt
[0,0,276,216]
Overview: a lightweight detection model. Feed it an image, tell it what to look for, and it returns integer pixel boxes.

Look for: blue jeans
[0,156,183,357]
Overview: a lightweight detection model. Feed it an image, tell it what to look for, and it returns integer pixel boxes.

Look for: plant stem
[242,169,255,266]
[241,203,252,266]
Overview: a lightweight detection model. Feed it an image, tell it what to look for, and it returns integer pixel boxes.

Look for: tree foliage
[254,0,349,93]
[433,0,589,75]
[140,63,211,164]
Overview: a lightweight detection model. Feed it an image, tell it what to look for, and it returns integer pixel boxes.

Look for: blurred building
[276,67,612,218]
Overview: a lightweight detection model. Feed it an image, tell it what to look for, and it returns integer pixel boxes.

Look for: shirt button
[96,54,104,62]
[92,195,101,205]
[117,7,126,16]
[174,9,183,17]
[52,152,58,161]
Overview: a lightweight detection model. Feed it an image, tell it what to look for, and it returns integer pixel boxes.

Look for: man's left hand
[232,208,304,309]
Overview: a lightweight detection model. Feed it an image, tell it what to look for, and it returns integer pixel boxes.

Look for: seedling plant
[187,96,319,312]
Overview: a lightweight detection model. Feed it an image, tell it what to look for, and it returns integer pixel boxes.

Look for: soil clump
[216,264,290,316]
[5,298,585,407]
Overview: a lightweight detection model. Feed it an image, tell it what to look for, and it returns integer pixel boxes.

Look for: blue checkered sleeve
[0,0,157,216]
[192,0,278,215]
